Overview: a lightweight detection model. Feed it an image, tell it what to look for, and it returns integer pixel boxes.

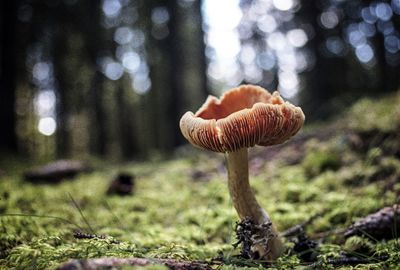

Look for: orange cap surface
[180,85,305,152]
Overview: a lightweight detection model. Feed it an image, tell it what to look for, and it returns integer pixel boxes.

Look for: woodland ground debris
[309,254,390,268]
[344,204,400,240]
[24,160,92,183]
[234,218,278,260]
[106,173,135,196]
[58,257,212,270]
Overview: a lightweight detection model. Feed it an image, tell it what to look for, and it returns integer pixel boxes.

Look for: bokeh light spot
[320,10,339,29]
[358,22,376,37]
[133,73,151,94]
[287,29,308,47]
[102,0,122,17]
[105,62,124,80]
[35,90,56,117]
[267,32,287,51]
[114,27,133,45]
[384,35,400,53]
[348,28,366,48]
[257,15,277,33]
[355,44,374,63]
[38,117,57,136]
[392,0,400,14]
[33,62,51,82]
[257,52,276,70]
[151,7,170,25]
[278,70,299,98]
[326,36,346,56]
[273,0,294,11]
[375,3,393,21]
[239,45,256,65]
[377,20,394,35]
[203,0,242,30]
[122,52,141,73]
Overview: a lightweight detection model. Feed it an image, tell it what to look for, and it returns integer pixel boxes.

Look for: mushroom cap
[179,85,305,152]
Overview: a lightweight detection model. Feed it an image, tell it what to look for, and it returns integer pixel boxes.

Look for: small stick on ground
[344,205,400,240]
[309,255,389,268]
[73,231,107,240]
[58,257,212,270]
[281,209,328,238]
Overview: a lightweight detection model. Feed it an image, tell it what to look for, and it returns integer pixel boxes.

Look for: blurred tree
[116,75,138,159]
[235,0,400,121]
[298,0,348,119]
[0,0,18,153]
[81,0,108,157]
[4,0,214,159]
[53,27,72,157]
[178,0,210,109]
[24,0,111,158]
[191,0,210,104]
[144,0,210,154]
[165,0,186,149]
[301,0,400,119]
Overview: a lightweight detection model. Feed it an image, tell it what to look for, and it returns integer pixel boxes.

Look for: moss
[301,140,342,178]
[344,236,375,256]
[345,92,400,132]
[273,254,301,269]
[340,156,400,187]
[328,208,351,225]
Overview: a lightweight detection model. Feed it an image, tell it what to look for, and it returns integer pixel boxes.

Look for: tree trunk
[82,0,108,157]
[88,71,107,156]
[371,32,400,94]
[192,0,210,101]
[0,0,18,153]
[144,0,208,154]
[298,1,347,120]
[145,0,183,153]
[53,29,71,158]
[165,0,185,149]
[116,78,137,159]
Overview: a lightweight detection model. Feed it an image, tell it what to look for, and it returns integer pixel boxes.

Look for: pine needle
[0,213,84,231]
[67,192,95,234]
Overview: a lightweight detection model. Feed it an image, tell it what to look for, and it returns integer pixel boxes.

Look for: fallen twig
[344,205,400,240]
[309,255,389,268]
[281,209,329,238]
[58,257,212,270]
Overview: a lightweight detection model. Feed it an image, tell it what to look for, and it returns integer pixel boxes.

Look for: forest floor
[1,92,400,270]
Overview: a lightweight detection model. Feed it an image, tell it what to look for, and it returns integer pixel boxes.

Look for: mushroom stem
[226,148,284,260]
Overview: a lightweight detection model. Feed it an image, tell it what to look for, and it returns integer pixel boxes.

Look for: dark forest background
[1,0,400,160]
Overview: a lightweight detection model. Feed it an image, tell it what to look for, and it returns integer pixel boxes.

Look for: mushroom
[179,85,305,260]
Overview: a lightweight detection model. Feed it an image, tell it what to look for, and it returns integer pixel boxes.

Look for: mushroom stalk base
[226,148,284,260]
